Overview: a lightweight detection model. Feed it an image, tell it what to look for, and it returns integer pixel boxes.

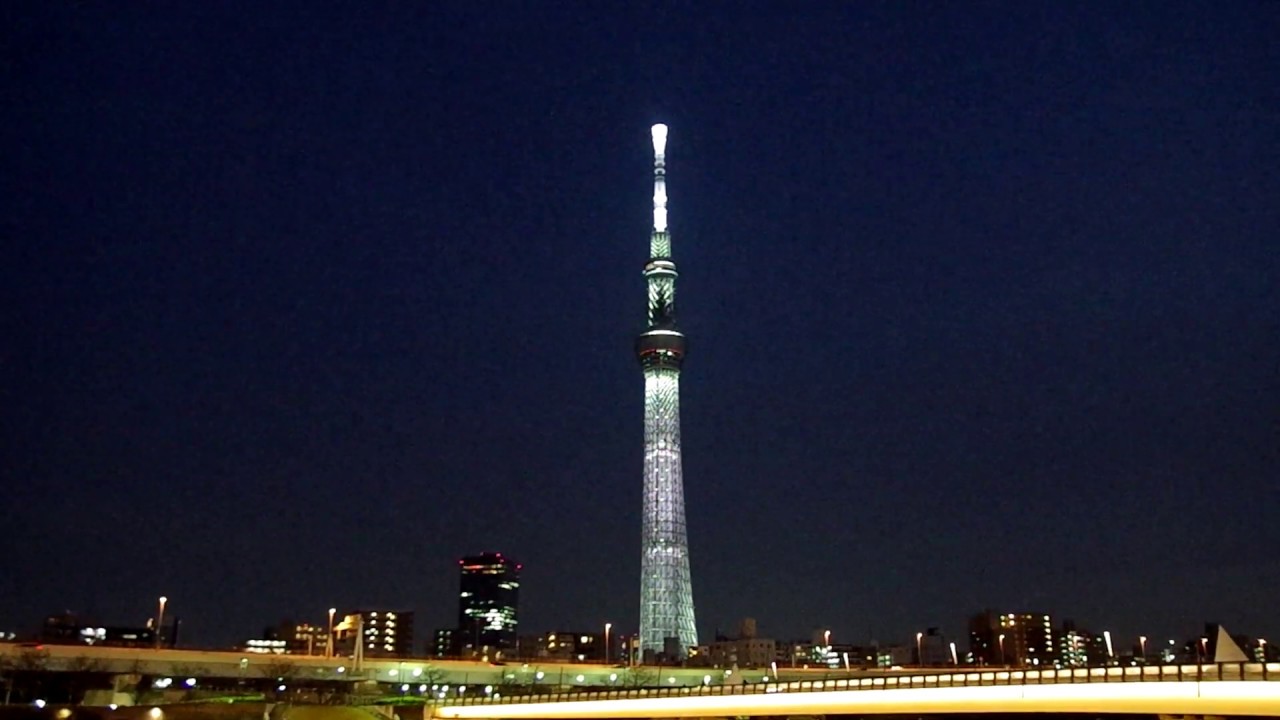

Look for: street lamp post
[354,614,365,672]
[327,608,337,659]
[1259,638,1268,662]
[997,634,1006,667]
[916,632,924,666]
[604,623,612,664]
[1200,637,1208,663]
[1139,636,1147,663]
[156,596,168,649]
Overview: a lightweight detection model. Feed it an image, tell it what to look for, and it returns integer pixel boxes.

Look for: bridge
[433,664,1280,718]
[4,644,1278,716]
[0,643,1000,688]
[0,643,738,686]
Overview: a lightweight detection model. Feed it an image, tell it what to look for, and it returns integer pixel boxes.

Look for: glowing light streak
[435,681,1280,719]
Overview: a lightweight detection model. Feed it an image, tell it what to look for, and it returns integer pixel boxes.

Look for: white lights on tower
[651,123,668,156]
[651,124,669,233]
[653,181,668,233]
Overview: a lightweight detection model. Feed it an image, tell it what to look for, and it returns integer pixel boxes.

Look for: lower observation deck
[434,663,1280,718]
[635,329,685,370]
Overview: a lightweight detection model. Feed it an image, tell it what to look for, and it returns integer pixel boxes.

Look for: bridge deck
[434,664,1280,718]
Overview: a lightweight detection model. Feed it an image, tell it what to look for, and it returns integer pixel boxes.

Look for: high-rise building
[635,123,698,659]
[457,552,520,653]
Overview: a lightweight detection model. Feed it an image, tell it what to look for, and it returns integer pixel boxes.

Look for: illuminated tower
[635,123,697,657]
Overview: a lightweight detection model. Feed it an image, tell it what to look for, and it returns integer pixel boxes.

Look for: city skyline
[7,574,1272,661]
[4,2,1277,649]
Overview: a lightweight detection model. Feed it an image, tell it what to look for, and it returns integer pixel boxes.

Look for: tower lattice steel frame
[635,124,697,657]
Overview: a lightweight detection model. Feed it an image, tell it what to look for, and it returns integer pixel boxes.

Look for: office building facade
[457,552,520,653]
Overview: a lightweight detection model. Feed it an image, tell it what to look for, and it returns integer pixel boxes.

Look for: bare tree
[260,659,299,681]
[5,648,51,703]
[1,654,14,705]
[65,655,106,674]
[171,664,209,680]
[15,648,50,673]
[64,655,108,704]
[417,666,446,687]
[620,667,657,688]
[258,660,299,705]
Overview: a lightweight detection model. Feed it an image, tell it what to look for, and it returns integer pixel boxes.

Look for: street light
[156,596,168,649]
[327,608,337,659]
[1260,638,1268,662]
[1199,637,1208,663]
[997,634,1006,666]
[1139,636,1147,663]
[604,623,612,664]
[949,641,958,666]
[916,632,923,666]
[824,630,831,646]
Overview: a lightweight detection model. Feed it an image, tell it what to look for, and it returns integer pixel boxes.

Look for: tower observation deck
[635,123,697,658]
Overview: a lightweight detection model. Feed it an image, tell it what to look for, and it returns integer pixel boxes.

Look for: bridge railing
[444,662,1280,706]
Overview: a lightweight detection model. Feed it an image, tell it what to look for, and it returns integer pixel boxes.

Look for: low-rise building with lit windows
[709,618,776,668]
[1058,620,1110,667]
[42,612,156,648]
[333,609,414,659]
[969,610,1057,667]
[530,631,603,661]
[432,628,458,658]
[291,621,329,656]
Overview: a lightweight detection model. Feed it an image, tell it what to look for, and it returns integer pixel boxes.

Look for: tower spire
[652,123,668,233]
[635,123,697,660]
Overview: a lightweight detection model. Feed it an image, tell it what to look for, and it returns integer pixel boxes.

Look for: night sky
[4,2,1278,651]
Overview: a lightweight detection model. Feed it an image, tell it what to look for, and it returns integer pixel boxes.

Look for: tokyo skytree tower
[634,124,697,657]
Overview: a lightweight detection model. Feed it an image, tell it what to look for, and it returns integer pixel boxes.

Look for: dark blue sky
[3,2,1277,650]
